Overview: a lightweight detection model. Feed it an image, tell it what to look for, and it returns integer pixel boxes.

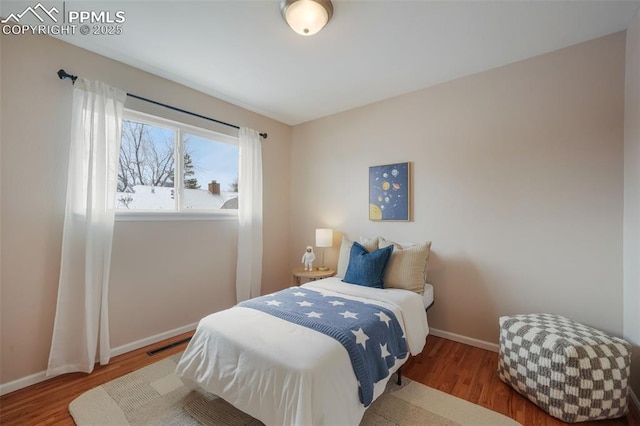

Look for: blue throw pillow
[343,242,394,288]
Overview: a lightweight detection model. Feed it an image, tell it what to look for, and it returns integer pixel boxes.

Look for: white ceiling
[5,1,640,125]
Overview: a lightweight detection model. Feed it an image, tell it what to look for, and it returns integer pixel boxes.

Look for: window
[116,110,239,217]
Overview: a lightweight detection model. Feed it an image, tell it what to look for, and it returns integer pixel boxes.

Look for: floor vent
[147,337,192,356]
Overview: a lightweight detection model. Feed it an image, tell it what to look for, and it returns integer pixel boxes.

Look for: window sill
[115,210,238,222]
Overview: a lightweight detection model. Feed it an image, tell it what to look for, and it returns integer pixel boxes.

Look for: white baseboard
[110,322,197,358]
[429,327,500,353]
[0,370,49,397]
[0,323,197,397]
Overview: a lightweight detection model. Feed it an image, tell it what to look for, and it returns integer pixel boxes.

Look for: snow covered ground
[116,185,238,210]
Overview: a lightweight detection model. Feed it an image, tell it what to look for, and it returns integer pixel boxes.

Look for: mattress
[176,278,428,425]
[423,283,434,309]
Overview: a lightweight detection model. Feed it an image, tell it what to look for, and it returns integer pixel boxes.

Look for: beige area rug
[69,352,521,425]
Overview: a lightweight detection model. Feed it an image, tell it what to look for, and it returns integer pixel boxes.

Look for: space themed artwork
[369,162,411,221]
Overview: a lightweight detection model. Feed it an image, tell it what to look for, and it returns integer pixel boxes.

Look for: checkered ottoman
[498,314,631,423]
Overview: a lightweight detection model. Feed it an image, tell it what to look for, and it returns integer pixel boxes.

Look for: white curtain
[47,79,126,376]
[236,128,263,302]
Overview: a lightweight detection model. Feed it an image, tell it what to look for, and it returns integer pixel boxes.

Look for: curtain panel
[47,79,126,376]
[236,128,263,302]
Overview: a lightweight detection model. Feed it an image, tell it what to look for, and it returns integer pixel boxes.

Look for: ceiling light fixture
[280,0,333,36]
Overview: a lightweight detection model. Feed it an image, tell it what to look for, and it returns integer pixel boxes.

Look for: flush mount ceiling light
[280,0,333,36]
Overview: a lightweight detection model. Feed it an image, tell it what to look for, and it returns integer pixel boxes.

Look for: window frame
[115,109,239,221]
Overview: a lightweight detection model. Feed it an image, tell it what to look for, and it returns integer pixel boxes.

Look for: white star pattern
[240,287,410,405]
[375,311,391,327]
[352,328,369,349]
[380,343,391,359]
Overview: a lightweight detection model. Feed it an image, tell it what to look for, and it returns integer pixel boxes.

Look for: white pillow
[336,236,379,278]
[378,237,432,294]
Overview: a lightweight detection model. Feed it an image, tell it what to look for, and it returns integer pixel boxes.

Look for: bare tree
[118,121,175,192]
[117,194,134,209]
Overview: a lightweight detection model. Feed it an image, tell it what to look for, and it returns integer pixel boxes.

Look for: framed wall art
[369,162,411,221]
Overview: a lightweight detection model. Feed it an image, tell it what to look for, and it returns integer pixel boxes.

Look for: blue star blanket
[237,286,408,406]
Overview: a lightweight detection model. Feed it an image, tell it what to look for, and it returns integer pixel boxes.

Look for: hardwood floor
[403,336,640,426]
[1,333,638,425]
[0,332,192,426]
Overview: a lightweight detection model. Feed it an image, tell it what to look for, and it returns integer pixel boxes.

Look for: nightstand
[292,268,336,285]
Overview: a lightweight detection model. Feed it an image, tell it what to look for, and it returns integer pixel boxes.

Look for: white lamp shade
[283,0,331,36]
[315,228,333,247]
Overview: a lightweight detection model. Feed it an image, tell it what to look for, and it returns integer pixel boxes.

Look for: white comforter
[175,278,429,426]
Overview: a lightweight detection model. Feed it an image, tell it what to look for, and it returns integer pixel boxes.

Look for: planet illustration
[369,204,382,220]
[369,162,410,221]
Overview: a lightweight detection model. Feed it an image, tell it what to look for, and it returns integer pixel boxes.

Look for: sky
[184,133,238,192]
[121,119,239,193]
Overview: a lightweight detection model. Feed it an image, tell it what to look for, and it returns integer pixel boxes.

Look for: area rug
[69,353,520,425]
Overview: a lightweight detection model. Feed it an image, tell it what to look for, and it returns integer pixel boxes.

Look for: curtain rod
[57,69,267,139]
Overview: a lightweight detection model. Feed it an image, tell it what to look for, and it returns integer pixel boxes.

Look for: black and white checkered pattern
[497,314,631,423]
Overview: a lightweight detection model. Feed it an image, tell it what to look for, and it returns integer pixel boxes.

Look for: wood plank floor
[1,333,638,425]
[402,336,640,426]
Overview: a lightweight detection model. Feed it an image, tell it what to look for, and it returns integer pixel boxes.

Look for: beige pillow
[378,238,432,294]
[336,236,379,278]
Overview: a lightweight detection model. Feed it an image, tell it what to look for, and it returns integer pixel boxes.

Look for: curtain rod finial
[57,69,78,83]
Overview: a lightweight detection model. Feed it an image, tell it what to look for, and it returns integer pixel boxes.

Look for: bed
[176,237,432,425]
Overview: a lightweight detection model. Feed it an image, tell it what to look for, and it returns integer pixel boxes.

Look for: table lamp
[315,228,333,271]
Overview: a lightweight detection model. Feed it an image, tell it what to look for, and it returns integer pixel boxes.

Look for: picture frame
[369,162,411,221]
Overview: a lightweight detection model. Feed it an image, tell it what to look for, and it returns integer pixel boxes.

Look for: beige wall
[624,9,640,398]
[291,33,626,344]
[0,30,292,385]
[0,22,633,402]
